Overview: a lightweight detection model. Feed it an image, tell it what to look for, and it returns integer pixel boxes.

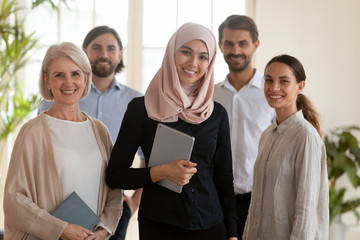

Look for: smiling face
[45,57,87,107]
[264,62,305,120]
[84,33,122,78]
[174,40,210,84]
[219,28,259,73]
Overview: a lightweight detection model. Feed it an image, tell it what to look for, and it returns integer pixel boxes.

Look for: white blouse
[45,114,102,214]
[243,110,329,240]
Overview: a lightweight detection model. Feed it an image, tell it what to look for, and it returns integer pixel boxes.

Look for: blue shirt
[39,77,143,143]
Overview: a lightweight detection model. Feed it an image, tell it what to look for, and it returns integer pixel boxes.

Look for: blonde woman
[4,42,122,240]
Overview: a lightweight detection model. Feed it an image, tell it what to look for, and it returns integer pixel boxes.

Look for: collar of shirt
[91,77,122,94]
[271,110,304,134]
[219,69,262,92]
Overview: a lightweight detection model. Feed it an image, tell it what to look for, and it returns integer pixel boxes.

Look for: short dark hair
[82,25,125,73]
[218,15,259,43]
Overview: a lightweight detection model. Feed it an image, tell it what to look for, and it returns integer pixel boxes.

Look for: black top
[106,97,237,237]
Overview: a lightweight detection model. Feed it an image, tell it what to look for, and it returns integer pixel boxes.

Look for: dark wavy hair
[82,25,125,73]
[265,54,322,136]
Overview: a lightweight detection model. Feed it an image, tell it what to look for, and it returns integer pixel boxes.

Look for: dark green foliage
[325,126,360,224]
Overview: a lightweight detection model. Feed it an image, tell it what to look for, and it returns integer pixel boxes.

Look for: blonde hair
[39,42,92,100]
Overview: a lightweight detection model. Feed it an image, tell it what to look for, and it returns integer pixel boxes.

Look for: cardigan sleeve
[4,119,67,240]
[91,117,124,233]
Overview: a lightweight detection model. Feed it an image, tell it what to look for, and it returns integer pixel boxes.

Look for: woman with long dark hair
[243,55,329,240]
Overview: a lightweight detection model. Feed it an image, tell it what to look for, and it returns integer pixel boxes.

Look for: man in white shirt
[213,15,275,237]
[39,26,144,240]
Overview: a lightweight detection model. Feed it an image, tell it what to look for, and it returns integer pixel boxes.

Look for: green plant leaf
[350,145,360,165]
[346,166,360,188]
[332,152,350,172]
[352,209,360,223]
[329,187,346,224]
[31,0,73,10]
[329,187,345,210]
[325,126,360,225]
[344,131,359,148]
[32,0,57,9]
[0,0,53,140]
[341,199,360,214]
[325,136,338,159]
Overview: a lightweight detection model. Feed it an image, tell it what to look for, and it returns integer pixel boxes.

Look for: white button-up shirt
[214,69,275,194]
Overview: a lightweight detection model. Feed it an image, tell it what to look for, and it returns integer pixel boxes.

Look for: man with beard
[38,25,144,240]
[213,15,275,238]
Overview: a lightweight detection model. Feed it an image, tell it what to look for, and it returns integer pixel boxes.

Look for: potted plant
[1,0,73,141]
[1,0,74,156]
[0,0,41,141]
[325,125,360,225]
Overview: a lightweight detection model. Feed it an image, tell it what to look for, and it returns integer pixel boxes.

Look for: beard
[91,58,118,78]
[225,53,253,72]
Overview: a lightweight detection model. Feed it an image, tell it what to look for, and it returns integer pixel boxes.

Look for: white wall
[255,0,360,132]
[255,0,360,239]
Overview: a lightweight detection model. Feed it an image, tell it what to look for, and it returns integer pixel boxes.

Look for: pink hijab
[144,22,217,124]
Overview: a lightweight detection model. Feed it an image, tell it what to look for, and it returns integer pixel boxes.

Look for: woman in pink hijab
[106,23,237,240]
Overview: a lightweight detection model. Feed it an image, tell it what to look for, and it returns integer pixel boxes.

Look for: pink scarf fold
[144,22,217,124]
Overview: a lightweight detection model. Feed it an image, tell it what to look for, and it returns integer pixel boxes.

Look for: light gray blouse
[243,110,329,240]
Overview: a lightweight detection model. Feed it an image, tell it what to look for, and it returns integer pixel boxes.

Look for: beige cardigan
[3,112,123,240]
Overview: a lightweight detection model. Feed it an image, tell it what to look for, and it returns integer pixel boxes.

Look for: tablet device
[148,123,195,193]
